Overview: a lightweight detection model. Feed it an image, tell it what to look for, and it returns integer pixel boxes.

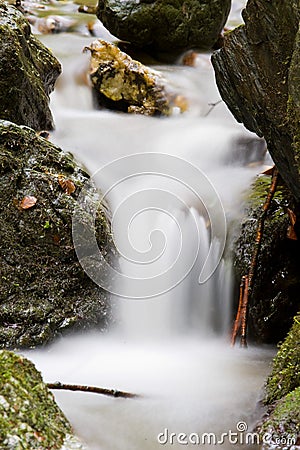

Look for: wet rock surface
[256,314,300,446]
[0,1,61,131]
[212,0,300,202]
[0,121,113,349]
[86,39,187,115]
[0,350,86,449]
[96,0,231,54]
[233,176,300,343]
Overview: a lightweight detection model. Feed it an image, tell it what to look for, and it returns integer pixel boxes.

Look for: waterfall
[22,27,275,450]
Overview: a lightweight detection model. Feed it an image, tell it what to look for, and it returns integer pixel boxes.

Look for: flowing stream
[23,3,275,449]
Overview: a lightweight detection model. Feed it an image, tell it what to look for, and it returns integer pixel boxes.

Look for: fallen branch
[47,382,140,399]
[231,276,246,347]
[231,168,279,347]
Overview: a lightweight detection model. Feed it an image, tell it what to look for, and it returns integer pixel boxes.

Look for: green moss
[87,39,186,115]
[0,350,71,448]
[266,313,300,404]
[258,388,300,444]
[233,175,300,342]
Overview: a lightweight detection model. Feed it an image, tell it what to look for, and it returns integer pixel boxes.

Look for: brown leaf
[19,195,37,210]
[58,176,76,195]
[287,208,298,240]
[261,165,275,176]
[287,208,297,226]
[287,226,298,240]
[53,234,60,245]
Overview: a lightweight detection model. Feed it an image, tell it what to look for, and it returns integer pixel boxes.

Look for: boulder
[265,312,300,404]
[86,39,188,115]
[0,350,85,449]
[0,2,61,131]
[212,1,300,202]
[255,314,300,447]
[0,120,114,349]
[233,175,300,343]
[96,0,231,54]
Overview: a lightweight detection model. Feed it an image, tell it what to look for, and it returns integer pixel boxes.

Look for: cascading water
[23,6,275,448]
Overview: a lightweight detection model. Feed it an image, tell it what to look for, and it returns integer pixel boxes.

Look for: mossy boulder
[257,389,300,448]
[265,313,300,404]
[86,39,188,115]
[96,0,231,55]
[0,120,114,349]
[256,315,300,447]
[0,350,85,449]
[212,1,300,202]
[0,2,61,131]
[233,176,300,343]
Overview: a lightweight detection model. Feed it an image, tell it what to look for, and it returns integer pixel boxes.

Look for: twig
[204,100,222,117]
[231,168,279,347]
[231,276,246,347]
[47,382,140,399]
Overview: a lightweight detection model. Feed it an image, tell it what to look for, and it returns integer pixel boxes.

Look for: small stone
[86,39,188,115]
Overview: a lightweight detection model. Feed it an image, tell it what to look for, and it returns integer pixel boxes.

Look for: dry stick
[240,275,249,348]
[231,168,279,348]
[47,382,140,399]
[231,276,246,347]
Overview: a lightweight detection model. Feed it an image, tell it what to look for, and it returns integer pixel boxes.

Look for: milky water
[23,3,275,448]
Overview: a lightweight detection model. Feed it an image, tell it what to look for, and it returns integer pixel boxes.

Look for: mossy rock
[96,0,231,55]
[0,350,85,449]
[265,313,300,404]
[257,388,300,448]
[86,39,187,115]
[0,120,114,349]
[233,175,300,343]
[0,1,61,131]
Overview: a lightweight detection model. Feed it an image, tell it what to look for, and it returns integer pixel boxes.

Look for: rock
[0,350,86,449]
[0,2,61,131]
[255,314,300,447]
[0,120,114,349]
[85,39,188,115]
[233,176,300,343]
[257,388,300,448]
[96,0,231,54]
[212,1,300,202]
[265,312,300,404]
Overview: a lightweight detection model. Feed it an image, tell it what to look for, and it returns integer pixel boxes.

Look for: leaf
[287,208,297,240]
[58,176,76,195]
[261,165,275,176]
[19,195,37,210]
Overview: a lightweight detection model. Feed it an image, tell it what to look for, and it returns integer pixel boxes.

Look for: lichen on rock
[0,120,114,349]
[85,39,188,115]
[96,0,231,54]
[0,1,61,131]
[0,350,86,449]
